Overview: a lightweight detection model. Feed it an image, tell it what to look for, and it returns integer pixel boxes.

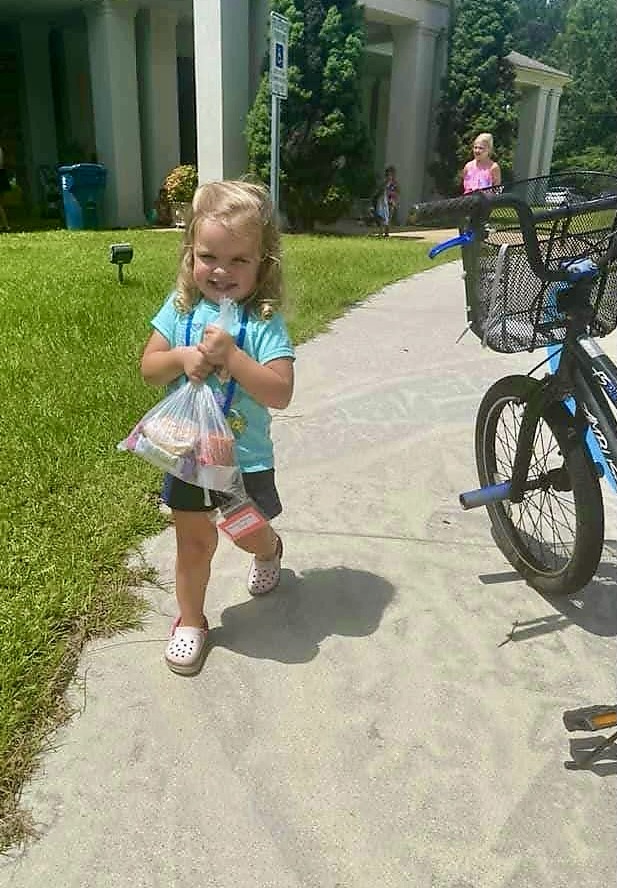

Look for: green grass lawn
[0,227,453,848]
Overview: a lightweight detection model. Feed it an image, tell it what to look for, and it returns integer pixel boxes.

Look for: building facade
[0,0,566,228]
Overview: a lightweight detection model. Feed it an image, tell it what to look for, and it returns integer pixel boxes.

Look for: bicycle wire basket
[461,172,617,353]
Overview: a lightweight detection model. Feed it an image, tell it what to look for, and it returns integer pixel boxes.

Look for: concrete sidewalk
[3,262,617,888]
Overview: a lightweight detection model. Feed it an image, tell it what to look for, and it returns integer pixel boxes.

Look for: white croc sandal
[165,616,209,675]
[247,535,283,596]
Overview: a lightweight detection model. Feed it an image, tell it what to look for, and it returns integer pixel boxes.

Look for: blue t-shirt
[151,293,295,472]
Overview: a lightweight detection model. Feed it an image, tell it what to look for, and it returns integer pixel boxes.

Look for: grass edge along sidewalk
[0,227,454,850]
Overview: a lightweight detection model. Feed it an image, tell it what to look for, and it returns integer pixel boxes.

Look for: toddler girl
[141,180,295,675]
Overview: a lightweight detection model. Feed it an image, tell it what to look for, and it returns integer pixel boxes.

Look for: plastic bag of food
[118,380,244,498]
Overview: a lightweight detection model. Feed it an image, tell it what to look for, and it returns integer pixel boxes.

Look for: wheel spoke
[494,407,577,567]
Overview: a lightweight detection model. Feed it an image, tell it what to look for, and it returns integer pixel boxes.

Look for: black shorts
[161,469,282,519]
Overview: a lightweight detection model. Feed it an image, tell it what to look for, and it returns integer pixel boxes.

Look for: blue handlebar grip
[428,230,475,259]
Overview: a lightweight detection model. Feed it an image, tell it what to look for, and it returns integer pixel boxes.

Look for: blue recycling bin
[58,163,107,230]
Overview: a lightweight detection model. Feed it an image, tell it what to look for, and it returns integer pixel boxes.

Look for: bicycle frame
[513,326,617,500]
[563,335,617,491]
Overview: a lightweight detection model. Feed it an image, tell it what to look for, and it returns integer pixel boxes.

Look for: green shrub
[551,147,617,175]
[163,164,198,202]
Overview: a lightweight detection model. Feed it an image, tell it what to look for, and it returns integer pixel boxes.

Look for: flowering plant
[163,164,198,202]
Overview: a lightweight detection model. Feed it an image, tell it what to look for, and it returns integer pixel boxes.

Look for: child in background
[462,132,501,194]
[384,165,400,228]
[373,165,400,237]
[140,180,295,675]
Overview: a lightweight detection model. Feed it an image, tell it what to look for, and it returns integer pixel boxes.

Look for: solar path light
[109,243,133,283]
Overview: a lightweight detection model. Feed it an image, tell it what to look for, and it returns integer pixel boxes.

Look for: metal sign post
[269,12,289,214]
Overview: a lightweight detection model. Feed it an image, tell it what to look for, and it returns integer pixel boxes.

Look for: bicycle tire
[475,375,604,595]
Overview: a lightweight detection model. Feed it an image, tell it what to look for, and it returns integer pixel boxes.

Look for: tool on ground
[563,705,617,769]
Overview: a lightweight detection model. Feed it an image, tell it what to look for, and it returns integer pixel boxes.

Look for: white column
[538,89,562,176]
[193,0,249,183]
[18,22,58,204]
[86,0,144,227]
[513,87,534,180]
[386,23,438,216]
[138,8,180,214]
[528,86,549,178]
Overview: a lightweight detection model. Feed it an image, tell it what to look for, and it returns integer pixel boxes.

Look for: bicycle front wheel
[475,375,604,595]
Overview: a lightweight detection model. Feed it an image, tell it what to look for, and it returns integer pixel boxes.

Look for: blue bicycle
[413,172,617,596]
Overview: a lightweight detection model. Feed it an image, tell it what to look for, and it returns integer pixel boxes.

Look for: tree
[431,0,519,195]
[246,0,374,230]
[550,0,617,168]
[511,0,570,61]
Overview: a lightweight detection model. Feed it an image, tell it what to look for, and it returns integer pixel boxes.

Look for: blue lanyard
[185,306,248,416]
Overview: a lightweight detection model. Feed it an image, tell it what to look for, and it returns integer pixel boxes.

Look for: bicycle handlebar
[411,191,617,283]
[409,193,489,225]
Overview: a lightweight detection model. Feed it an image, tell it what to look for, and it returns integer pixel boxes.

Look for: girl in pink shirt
[462,132,501,194]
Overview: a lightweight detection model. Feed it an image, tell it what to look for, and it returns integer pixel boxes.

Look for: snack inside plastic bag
[118,380,245,502]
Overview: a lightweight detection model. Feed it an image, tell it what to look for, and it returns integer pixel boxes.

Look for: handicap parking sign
[270,12,289,98]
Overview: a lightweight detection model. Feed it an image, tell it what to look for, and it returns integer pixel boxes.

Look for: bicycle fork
[459,378,570,510]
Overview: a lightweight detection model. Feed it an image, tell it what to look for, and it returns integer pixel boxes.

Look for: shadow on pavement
[207,566,395,664]
[480,558,617,640]
[539,562,617,638]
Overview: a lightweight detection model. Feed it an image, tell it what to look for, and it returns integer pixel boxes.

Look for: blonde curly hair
[174,179,283,320]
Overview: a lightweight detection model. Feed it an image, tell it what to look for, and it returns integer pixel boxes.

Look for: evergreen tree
[431,0,518,195]
[550,0,617,168]
[246,0,374,230]
[512,0,570,61]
